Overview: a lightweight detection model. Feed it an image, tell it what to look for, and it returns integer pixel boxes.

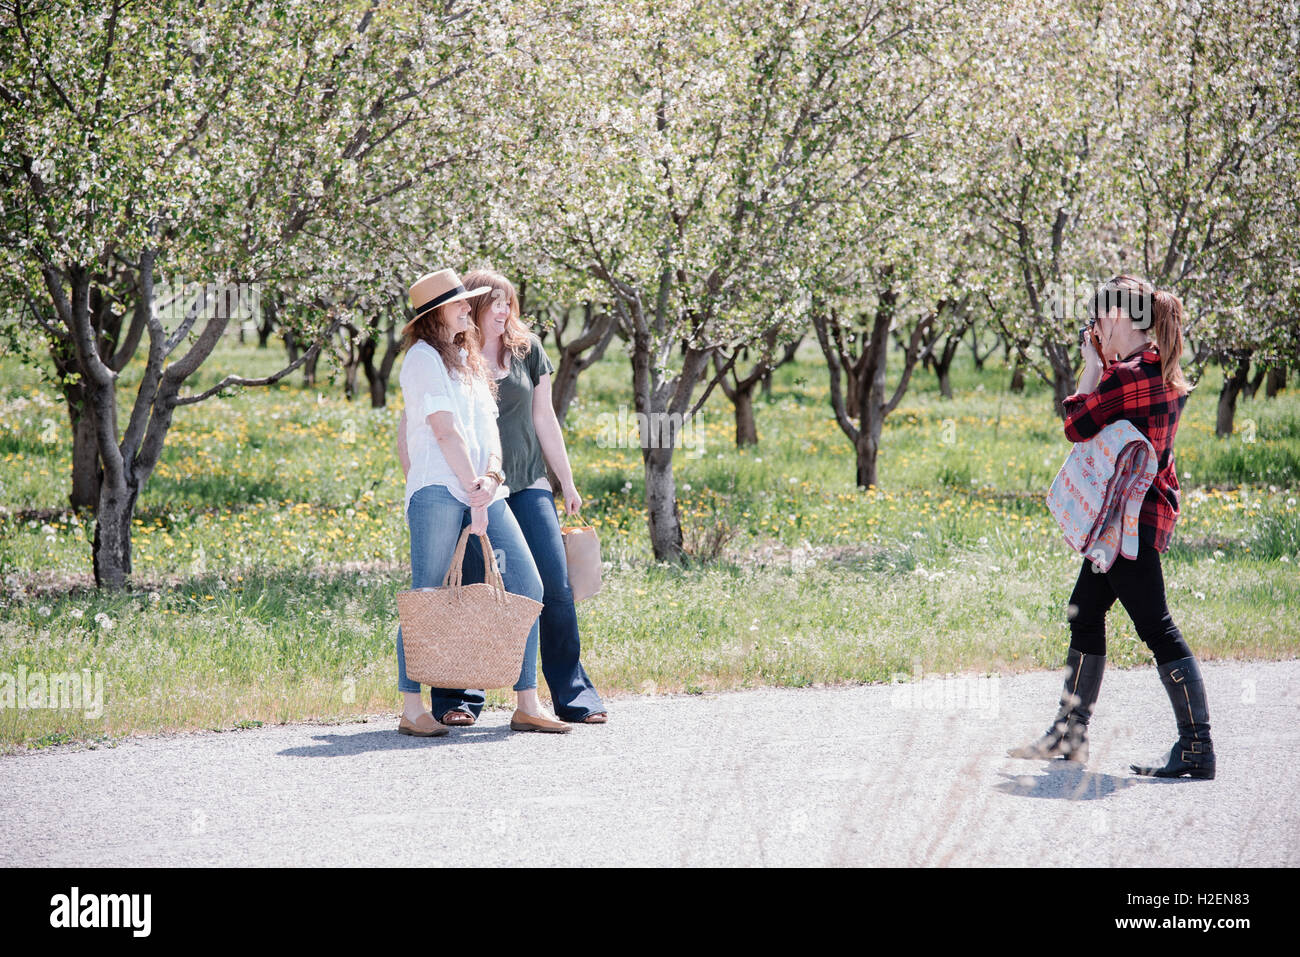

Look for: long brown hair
[1094,275,1192,398]
[1151,288,1194,398]
[400,298,494,396]
[463,268,533,374]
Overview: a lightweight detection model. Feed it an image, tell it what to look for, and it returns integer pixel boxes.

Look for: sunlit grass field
[2,331,1297,751]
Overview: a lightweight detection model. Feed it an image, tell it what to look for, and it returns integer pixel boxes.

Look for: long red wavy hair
[463,268,534,374]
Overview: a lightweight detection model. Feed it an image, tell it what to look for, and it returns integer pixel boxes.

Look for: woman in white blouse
[394,268,569,736]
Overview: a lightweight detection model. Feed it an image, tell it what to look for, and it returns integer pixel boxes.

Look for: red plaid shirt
[1061,344,1187,552]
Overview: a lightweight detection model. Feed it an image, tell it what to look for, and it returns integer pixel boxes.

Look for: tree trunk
[625,293,712,563]
[367,367,387,407]
[550,351,583,426]
[812,283,932,493]
[49,321,108,509]
[969,323,987,372]
[854,348,887,488]
[922,302,971,401]
[714,325,799,448]
[359,309,400,408]
[359,335,380,406]
[258,292,278,349]
[632,325,688,563]
[855,428,880,489]
[936,362,953,399]
[1265,365,1287,398]
[643,444,682,560]
[53,333,103,508]
[335,322,363,401]
[551,302,618,426]
[1052,368,1074,419]
[69,402,102,510]
[1243,363,1266,400]
[43,254,166,588]
[1009,355,1025,393]
[93,479,139,588]
[733,383,759,447]
[303,348,319,388]
[1216,354,1252,437]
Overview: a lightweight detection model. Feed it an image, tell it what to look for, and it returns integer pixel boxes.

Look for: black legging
[1067,542,1193,664]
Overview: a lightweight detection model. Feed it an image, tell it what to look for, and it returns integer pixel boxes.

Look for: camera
[1077,318,1096,350]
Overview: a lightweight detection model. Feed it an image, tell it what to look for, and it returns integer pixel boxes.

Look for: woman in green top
[416,268,607,725]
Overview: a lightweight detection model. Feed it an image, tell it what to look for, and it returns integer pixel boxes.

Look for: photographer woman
[1009,275,1216,779]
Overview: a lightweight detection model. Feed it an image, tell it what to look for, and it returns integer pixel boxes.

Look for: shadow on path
[995,761,1139,800]
[278,725,514,758]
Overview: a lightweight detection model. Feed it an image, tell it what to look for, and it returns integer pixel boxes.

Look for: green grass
[1,332,1297,751]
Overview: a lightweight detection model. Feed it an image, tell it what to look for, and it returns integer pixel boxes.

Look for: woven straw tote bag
[396,527,543,689]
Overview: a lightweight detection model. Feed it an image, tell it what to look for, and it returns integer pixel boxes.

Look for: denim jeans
[430,487,606,721]
[396,483,542,695]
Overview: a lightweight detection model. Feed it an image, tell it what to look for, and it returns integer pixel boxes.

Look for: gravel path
[3,659,1297,867]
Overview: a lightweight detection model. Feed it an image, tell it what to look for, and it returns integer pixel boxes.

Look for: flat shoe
[510,709,571,734]
[398,712,450,737]
[440,709,476,726]
[581,712,608,724]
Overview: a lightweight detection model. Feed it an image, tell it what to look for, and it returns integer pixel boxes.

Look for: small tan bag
[561,513,603,602]
[396,527,543,689]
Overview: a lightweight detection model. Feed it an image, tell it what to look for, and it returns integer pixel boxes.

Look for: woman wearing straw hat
[393,268,569,736]
[401,269,608,727]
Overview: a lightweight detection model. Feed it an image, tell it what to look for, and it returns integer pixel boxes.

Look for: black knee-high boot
[1131,656,1216,779]
[1009,647,1105,762]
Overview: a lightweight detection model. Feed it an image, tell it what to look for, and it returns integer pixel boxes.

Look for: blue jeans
[430,487,605,721]
[397,483,542,694]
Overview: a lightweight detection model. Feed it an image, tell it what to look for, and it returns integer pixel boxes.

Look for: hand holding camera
[1078,319,1107,370]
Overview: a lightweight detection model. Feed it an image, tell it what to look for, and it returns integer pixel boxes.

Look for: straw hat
[406,268,491,326]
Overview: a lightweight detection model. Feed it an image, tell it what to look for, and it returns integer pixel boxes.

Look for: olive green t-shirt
[492,334,555,494]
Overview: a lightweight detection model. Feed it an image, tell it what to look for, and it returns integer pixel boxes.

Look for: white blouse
[399,339,509,513]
